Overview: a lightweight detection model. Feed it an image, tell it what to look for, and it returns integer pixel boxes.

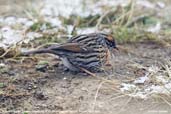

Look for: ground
[1,0,171,114]
[1,41,171,114]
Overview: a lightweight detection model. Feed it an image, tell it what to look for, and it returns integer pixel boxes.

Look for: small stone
[35,64,48,72]
[79,96,84,100]
[81,87,88,91]
[63,77,67,80]
[33,85,37,89]
[27,87,32,90]
[34,91,48,100]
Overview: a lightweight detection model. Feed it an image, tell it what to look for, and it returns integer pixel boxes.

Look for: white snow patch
[22,32,42,44]
[0,63,6,68]
[44,17,62,27]
[156,75,169,84]
[147,23,161,33]
[149,85,171,94]
[77,27,97,34]
[129,92,147,99]
[148,65,160,73]
[120,83,136,92]
[137,0,155,9]
[41,0,128,18]
[0,26,23,48]
[134,75,149,84]
[4,16,17,25]
[156,2,165,9]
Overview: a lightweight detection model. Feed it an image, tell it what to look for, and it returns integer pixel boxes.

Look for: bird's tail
[21,48,55,56]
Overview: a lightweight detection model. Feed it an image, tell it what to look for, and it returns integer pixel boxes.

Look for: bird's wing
[48,42,93,53]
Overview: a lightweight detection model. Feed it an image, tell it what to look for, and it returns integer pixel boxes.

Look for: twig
[125,0,135,27]
[92,82,104,111]
[156,95,171,107]
[126,14,153,27]
[0,93,31,98]
[80,67,121,87]
[95,8,117,30]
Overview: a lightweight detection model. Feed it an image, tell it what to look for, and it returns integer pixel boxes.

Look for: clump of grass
[113,27,138,43]
[29,22,53,32]
[60,4,123,28]
[24,1,44,20]
[59,0,158,43]
[94,0,164,43]
[32,35,60,45]
[0,46,21,59]
[25,0,163,44]
[111,26,158,43]
[30,30,68,47]
[60,14,101,28]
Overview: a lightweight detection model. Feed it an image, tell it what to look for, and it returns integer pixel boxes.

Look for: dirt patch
[1,0,171,113]
[1,42,171,114]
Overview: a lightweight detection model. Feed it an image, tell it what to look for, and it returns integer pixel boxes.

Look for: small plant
[0,83,5,88]
[23,112,28,114]
[29,22,52,32]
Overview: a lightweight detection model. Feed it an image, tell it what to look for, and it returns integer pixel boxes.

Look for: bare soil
[1,0,171,113]
[1,41,171,114]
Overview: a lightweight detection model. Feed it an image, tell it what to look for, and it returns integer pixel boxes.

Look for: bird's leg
[79,67,96,77]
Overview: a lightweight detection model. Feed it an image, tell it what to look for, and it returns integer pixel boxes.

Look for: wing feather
[49,43,93,53]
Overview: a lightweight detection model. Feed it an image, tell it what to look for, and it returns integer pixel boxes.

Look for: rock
[34,90,48,100]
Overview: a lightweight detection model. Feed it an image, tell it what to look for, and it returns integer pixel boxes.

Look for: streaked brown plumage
[22,33,117,73]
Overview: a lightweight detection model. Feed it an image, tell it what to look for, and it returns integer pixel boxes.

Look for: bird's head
[100,33,118,53]
[105,35,117,48]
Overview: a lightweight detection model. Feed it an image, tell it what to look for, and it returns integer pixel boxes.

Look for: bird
[22,33,118,75]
